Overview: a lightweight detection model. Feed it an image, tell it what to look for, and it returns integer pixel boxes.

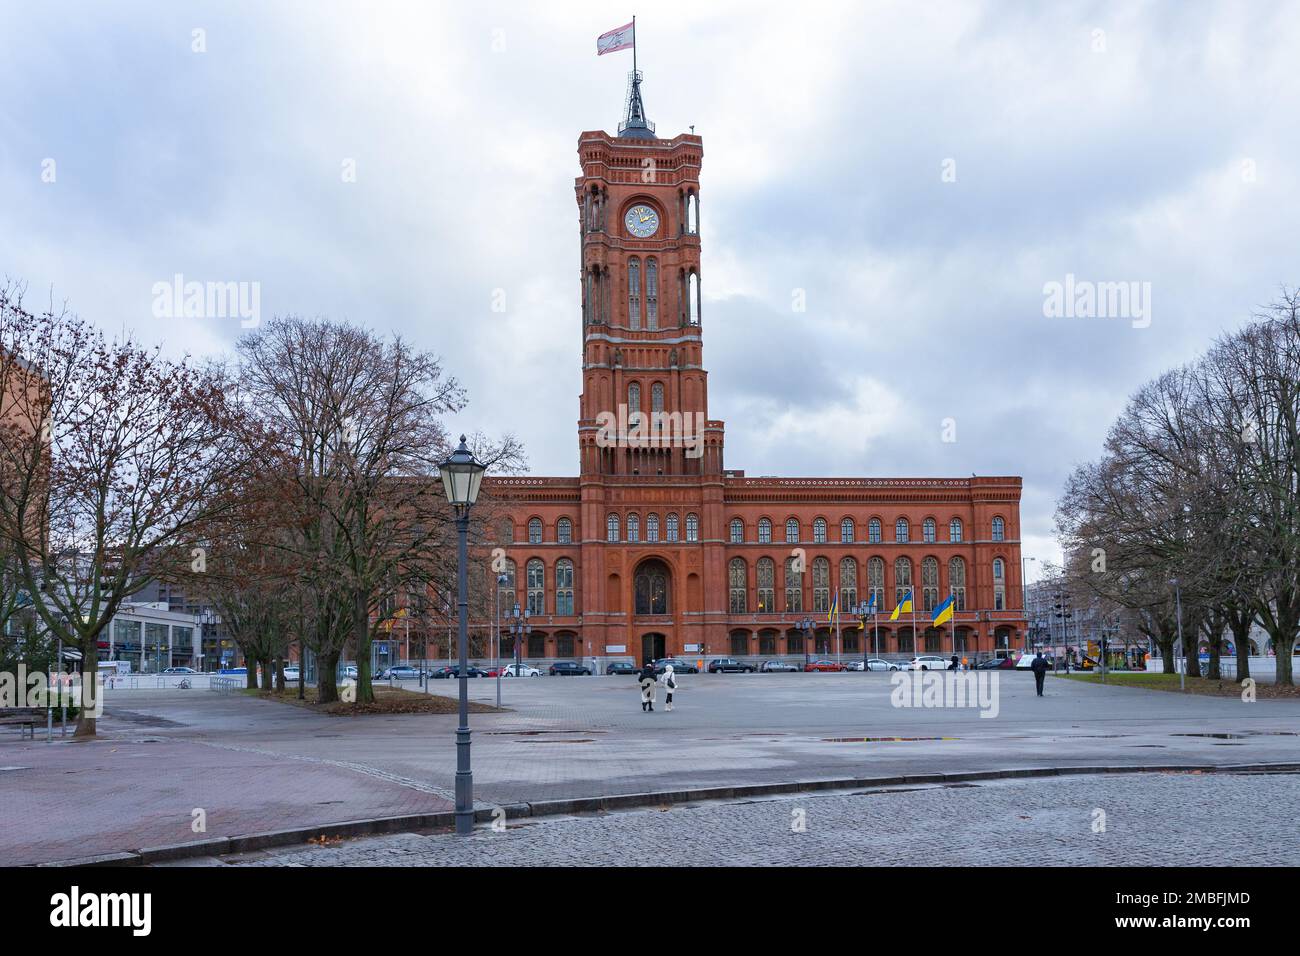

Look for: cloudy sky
[3,0,1298,576]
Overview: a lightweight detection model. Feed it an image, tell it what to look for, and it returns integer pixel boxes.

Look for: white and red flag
[596,21,635,55]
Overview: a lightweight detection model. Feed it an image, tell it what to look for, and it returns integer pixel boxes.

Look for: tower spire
[617,17,655,139]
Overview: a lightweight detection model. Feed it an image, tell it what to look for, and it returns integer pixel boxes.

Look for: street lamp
[800,616,813,670]
[495,573,507,709]
[509,604,530,676]
[1170,578,1185,692]
[439,434,487,836]
[1021,556,1036,653]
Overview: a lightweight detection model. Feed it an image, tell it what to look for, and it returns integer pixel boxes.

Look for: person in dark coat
[638,662,657,711]
[1030,651,1049,696]
[949,654,959,671]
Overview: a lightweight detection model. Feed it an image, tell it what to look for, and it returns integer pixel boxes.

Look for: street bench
[0,707,46,739]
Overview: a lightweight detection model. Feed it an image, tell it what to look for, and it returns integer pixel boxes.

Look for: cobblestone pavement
[223,770,1300,867]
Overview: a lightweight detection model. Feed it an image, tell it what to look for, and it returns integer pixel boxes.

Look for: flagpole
[632,15,637,77]
[911,590,918,659]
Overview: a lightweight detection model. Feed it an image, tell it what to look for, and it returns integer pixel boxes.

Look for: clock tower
[575,71,722,480]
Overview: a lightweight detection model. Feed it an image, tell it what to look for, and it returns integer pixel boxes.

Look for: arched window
[729,558,747,614]
[757,558,775,612]
[992,516,1005,542]
[688,271,701,325]
[949,518,962,543]
[812,557,830,613]
[666,513,679,542]
[840,517,854,543]
[528,517,542,545]
[895,518,909,543]
[627,257,641,330]
[634,561,669,615]
[685,513,699,542]
[993,558,1006,610]
[840,557,857,610]
[813,517,827,543]
[730,517,744,543]
[501,518,514,544]
[784,557,803,612]
[949,557,966,611]
[555,559,575,615]
[646,513,659,543]
[651,382,664,413]
[867,557,885,611]
[758,517,772,544]
[922,557,939,613]
[895,557,913,607]
[627,513,640,543]
[500,558,517,610]
[646,258,658,330]
[868,518,882,543]
[607,513,620,542]
[923,518,936,543]
[785,517,800,543]
[557,517,572,545]
[628,382,641,413]
[526,559,545,615]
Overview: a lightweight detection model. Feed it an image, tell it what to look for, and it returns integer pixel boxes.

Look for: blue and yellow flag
[889,589,913,622]
[828,591,839,627]
[932,594,955,627]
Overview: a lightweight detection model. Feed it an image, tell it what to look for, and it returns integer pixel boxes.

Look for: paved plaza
[4,671,1299,865]
[219,769,1300,867]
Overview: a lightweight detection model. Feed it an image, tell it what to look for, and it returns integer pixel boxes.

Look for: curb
[37,761,1300,867]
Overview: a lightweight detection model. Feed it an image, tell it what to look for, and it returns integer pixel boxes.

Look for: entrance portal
[641,632,666,664]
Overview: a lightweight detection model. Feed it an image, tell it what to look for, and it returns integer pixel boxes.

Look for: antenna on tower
[617,17,655,138]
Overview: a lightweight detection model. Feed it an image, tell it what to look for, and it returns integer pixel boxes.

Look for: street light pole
[1171,578,1185,692]
[439,435,487,836]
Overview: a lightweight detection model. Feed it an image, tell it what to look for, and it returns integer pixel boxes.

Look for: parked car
[282,665,301,682]
[707,658,755,673]
[502,663,542,677]
[434,665,487,678]
[430,666,456,679]
[653,658,699,675]
[383,665,426,680]
[908,656,950,671]
[161,667,197,675]
[1015,654,1056,670]
[341,664,358,679]
[845,659,897,672]
[804,659,846,672]
[976,657,1016,670]
[760,660,800,672]
[549,661,592,676]
[605,661,639,675]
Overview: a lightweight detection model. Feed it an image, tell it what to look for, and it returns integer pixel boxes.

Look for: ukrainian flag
[827,591,839,627]
[889,589,913,622]
[932,594,955,627]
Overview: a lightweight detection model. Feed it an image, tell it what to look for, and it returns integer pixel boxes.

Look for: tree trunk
[318,648,340,704]
[73,638,98,738]
[1277,636,1296,687]
[245,657,257,689]
[275,657,285,693]
[1231,618,1251,683]
[354,588,374,705]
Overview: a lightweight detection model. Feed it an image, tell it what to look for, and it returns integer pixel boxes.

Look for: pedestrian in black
[638,661,657,711]
[1030,651,1049,696]
[949,654,959,671]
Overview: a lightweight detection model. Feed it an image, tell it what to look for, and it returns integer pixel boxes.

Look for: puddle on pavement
[486,729,608,736]
[822,736,957,743]
[1171,733,1244,739]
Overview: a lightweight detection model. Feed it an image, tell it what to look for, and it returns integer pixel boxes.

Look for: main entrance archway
[641,632,667,664]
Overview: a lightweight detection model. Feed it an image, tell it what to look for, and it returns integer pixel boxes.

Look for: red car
[804,659,846,672]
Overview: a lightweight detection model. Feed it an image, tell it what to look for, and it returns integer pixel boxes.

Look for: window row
[725,556,1008,614]
[728,515,1008,544]
[608,512,698,543]
[626,381,666,414]
[496,558,576,617]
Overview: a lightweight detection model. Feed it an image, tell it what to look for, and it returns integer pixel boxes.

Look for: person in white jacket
[659,663,678,711]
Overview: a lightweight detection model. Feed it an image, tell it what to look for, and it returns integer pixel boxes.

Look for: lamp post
[439,435,487,836]
[495,573,507,708]
[1170,578,1185,692]
[1021,556,1036,654]
[800,616,813,670]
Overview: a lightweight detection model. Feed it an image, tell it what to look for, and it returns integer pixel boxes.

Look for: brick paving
[227,771,1300,867]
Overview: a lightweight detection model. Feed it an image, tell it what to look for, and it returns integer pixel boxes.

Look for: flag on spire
[597,21,635,55]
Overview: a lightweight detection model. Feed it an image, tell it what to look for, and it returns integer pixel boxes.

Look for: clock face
[624,204,660,239]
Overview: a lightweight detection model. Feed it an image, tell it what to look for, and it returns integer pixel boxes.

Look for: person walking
[638,661,657,712]
[1030,651,1049,696]
[660,663,678,711]
[949,654,959,671]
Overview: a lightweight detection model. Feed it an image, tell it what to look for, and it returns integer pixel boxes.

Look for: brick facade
[482,121,1025,665]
